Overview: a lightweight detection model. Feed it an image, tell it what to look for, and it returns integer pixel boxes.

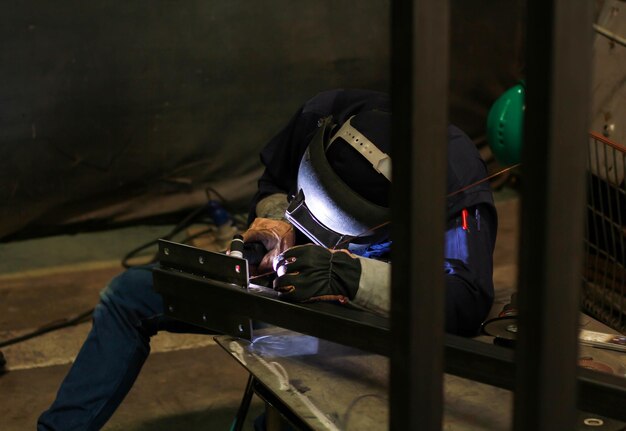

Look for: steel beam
[515,1,594,430]
[390,0,449,429]
[154,267,391,355]
[153,267,626,421]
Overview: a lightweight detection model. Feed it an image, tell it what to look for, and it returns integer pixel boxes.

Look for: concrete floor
[0,222,264,430]
[0,190,574,430]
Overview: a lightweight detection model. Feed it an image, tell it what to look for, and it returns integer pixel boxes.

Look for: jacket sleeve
[247,92,339,223]
[247,105,320,223]
[352,203,496,336]
[443,203,496,335]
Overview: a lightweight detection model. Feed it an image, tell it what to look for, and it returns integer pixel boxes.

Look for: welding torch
[229,234,267,266]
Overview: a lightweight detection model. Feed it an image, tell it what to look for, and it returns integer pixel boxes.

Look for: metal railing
[583,132,626,332]
[390,1,610,430]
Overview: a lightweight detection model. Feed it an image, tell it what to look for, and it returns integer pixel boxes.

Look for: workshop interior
[1,1,625,430]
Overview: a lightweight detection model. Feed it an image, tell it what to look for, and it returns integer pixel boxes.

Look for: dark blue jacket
[250,89,497,336]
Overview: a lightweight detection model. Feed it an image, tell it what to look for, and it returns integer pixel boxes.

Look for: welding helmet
[487,81,525,165]
[285,111,392,249]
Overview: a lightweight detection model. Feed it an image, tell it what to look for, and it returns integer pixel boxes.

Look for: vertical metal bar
[585,137,604,319]
[593,138,609,321]
[619,149,626,329]
[602,143,618,323]
[585,139,596,314]
[515,1,593,430]
[390,0,448,429]
[232,374,255,431]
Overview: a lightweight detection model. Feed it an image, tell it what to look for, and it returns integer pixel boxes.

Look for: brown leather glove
[242,218,295,273]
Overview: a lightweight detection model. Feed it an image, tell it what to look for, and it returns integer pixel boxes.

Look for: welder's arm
[254,193,290,221]
[442,204,496,336]
[350,258,390,316]
[273,205,495,336]
[338,204,497,336]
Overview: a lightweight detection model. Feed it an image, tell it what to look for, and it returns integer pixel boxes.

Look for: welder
[244,89,496,327]
[38,89,497,430]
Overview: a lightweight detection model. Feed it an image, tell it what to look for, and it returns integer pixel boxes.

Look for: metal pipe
[593,23,626,49]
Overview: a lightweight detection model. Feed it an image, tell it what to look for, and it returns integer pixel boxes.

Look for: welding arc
[250,163,520,280]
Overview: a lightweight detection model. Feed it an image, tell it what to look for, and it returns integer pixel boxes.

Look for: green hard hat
[487,82,525,165]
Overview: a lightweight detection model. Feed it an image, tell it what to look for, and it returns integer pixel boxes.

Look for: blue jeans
[37,265,210,431]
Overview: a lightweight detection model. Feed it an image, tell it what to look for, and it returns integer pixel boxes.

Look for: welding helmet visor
[285,115,391,249]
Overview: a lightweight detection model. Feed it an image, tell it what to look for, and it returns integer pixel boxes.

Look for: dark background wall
[0,1,524,240]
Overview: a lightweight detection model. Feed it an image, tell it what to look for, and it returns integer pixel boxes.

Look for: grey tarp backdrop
[0,1,524,239]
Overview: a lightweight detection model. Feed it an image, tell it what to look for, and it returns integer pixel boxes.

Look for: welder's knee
[99,266,157,318]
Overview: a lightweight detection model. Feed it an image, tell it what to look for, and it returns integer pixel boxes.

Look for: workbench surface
[216,322,626,431]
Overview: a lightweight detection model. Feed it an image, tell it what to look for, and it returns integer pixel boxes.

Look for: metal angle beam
[153,267,390,355]
[153,268,626,421]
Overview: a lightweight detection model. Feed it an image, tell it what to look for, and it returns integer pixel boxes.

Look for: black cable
[341,393,388,428]
[0,192,241,351]
[0,308,94,349]
[205,186,228,204]
[121,204,213,268]
[181,226,217,243]
[122,186,236,268]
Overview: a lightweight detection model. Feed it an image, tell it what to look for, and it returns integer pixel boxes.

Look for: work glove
[273,244,361,303]
[242,217,295,273]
